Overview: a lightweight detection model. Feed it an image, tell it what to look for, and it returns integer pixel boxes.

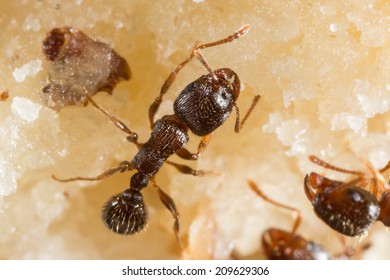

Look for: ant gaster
[53,25,260,241]
[304,155,390,237]
[248,180,332,260]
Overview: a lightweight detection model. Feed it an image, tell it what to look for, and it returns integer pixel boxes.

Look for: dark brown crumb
[0,90,9,101]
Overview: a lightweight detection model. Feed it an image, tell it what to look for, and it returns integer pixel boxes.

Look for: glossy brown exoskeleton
[248,180,331,260]
[304,155,390,237]
[53,25,260,241]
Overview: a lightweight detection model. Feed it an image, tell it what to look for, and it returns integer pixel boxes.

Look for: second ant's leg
[87,97,140,147]
[151,179,183,248]
[361,159,387,196]
[248,180,301,235]
[52,161,134,182]
[234,95,261,133]
[175,134,212,160]
[166,160,219,177]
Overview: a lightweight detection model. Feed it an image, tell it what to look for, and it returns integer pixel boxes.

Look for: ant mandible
[304,155,390,237]
[248,180,333,259]
[53,25,260,242]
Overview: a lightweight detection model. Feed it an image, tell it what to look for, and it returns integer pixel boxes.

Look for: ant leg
[379,161,390,174]
[148,24,251,128]
[175,134,212,160]
[148,53,196,128]
[248,180,301,235]
[335,235,355,259]
[150,179,183,248]
[52,160,134,182]
[87,97,140,147]
[234,95,261,133]
[360,159,387,196]
[166,160,219,177]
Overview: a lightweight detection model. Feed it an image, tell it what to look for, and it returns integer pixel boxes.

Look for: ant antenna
[234,95,261,133]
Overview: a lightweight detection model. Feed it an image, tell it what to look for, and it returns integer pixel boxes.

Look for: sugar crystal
[11,97,42,123]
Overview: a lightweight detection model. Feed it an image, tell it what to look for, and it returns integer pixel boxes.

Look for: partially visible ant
[304,155,390,237]
[248,180,333,260]
[53,25,260,243]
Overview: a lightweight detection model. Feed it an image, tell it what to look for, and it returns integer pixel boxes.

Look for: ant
[248,180,333,259]
[304,155,390,237]
[53,25,260,242]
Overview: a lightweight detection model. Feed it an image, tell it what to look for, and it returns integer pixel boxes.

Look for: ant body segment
[53,25,260,240]
[248,180,332,260]
[304,155,390,237]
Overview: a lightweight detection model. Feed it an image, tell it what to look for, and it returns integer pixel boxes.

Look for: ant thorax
[131,115,189,176]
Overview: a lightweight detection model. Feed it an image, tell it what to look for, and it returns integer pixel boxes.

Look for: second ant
[305,155,390,237]
[53,25,260,242]
[248,180,362,259]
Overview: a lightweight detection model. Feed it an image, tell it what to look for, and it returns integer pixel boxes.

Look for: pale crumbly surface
[0,0,389,259]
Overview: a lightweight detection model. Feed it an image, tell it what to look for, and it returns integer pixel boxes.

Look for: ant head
[262,228,329,260]
[101,188,148,235]
[173,68,240,136]
[305,175,380,236]
[262,228,298,259]
[214,68,241,101]
[304,172,344,201]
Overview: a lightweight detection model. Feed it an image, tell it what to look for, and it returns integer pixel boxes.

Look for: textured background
[0,0,389,259]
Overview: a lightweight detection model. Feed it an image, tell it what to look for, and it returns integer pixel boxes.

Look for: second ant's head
[101,188,148,235]
[304,173,380,237]
[262,228,330,260]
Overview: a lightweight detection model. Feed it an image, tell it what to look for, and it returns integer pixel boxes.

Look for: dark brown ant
[53,25,260,242]
[304,155,390,237]
[248,180,332,260]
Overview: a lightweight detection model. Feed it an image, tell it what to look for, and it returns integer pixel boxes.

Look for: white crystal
[11,97,42,123]
[22,14,41,32]
[355,80,389,117]
[12,60,42,83]
[331,113,366,133]
[330,23,338,32]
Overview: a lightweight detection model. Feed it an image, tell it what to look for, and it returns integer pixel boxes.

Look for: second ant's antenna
[248,180,301,235]
[309,155,364,176]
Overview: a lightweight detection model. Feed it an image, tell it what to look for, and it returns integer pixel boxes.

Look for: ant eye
[101,189,148,235]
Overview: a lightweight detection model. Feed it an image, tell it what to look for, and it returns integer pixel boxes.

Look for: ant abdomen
[101,189,148,235]
[305,174,380,237]
[174,68,240,136]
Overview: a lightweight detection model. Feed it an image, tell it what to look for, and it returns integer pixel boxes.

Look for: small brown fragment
[41,27,131,111]
[0,90,9,101]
